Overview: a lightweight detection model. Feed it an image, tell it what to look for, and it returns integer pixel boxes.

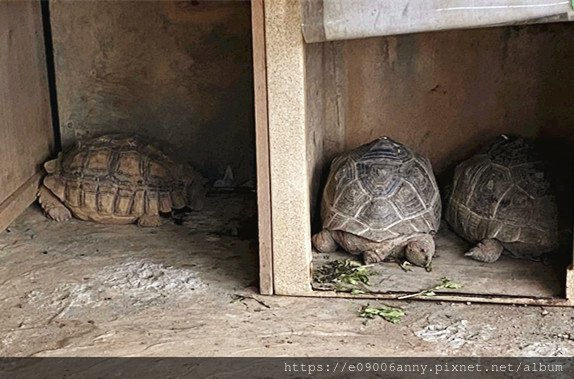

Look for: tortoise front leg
[38,184,71,222]
[331,231,395,264]
[465,238,503,263]
[137,214,161,227]
[138,194,161,227]
[362,247,394,264]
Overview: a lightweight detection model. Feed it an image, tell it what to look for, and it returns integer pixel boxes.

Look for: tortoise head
[405,235,435,269]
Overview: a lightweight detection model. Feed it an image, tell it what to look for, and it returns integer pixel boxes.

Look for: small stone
[541,309,549,316]
[139,269,154,279]
[466,302,471,305]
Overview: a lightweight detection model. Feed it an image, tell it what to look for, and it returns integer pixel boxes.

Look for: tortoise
[38,134,207,227]
[312,137,442,268]
[445,135,558,263]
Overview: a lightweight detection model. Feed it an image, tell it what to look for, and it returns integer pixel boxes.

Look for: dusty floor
[0,193,573,357]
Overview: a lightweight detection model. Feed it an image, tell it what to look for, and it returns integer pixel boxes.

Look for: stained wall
[339,23,574,175]
[51,0,254,183]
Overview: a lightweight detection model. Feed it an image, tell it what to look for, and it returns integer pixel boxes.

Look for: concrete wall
[50,0,254,183]
[310,23,574,178]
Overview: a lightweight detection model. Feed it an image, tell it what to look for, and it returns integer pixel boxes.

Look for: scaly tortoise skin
[312,137,442,268]
[38,134,207,226]
[445,135,558,263]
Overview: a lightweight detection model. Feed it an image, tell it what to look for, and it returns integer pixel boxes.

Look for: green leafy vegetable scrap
[314,259,371,294]
[359,304,405,324]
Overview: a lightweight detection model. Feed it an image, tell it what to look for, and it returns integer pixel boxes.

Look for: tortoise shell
[42,134,205,224]
[445,135,558,256]
[321,137,441,242]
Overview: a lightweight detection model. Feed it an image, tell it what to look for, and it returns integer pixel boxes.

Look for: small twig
[398,277,462,300]
[399,261,412,272]
[230,294,271,309]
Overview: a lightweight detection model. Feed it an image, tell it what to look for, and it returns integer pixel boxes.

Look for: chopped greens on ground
[398,277,462,299]
[314,259,371,294]
[359,304,405,324]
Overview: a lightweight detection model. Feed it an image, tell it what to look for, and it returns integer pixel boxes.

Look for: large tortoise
[312,137,442,268]
[445,135,558,263]
[38,134,207,226]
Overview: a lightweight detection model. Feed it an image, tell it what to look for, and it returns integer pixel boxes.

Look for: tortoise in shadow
[445,135,558,263]
[38,134,207,227]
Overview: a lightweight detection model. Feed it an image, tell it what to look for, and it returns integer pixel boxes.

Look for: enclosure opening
[306,23,574,300]
[0,1,259,299]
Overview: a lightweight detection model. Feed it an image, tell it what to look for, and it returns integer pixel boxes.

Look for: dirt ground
[0,193,573,357]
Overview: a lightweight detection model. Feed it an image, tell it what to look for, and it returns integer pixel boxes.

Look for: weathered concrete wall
[338,23,574,176]
[50,0,254,183]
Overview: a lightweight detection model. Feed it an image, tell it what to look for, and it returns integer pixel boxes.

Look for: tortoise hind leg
[465,238,503,263]
[38,185,71,222]
[312,229,338,253]
[137,214,161,227]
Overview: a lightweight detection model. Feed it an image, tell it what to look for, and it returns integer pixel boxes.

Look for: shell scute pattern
[403,159,434,205]
[391,181,426,219]
[465,162,511,219]
[356,162,401,198]
[357,198,401,230]
[41,134,205,224]
[115,151,143,181]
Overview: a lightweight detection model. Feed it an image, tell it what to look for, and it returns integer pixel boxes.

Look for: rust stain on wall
[51,0,254,183]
